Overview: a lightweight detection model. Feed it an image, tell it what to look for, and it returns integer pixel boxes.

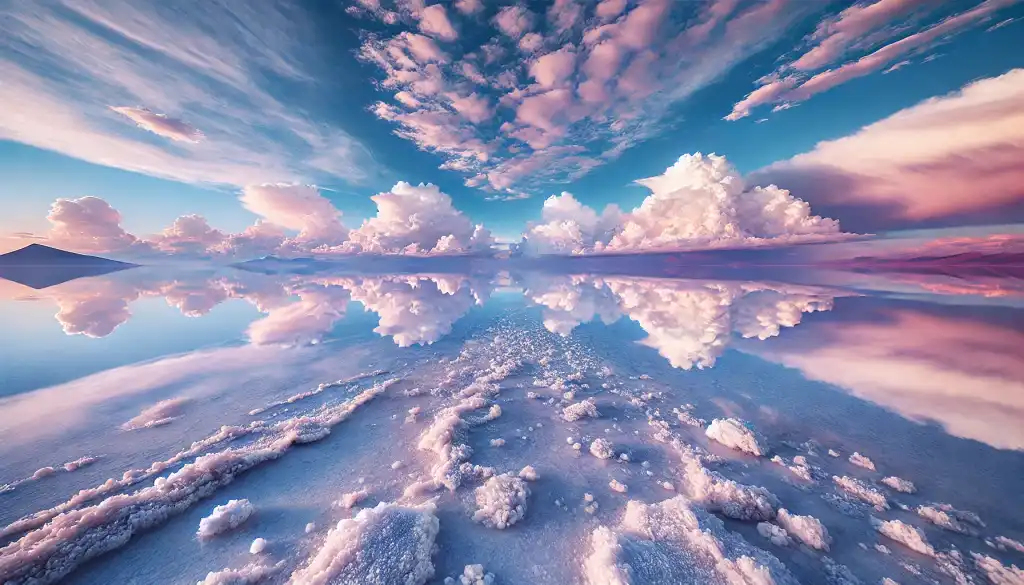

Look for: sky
[0,0,1022,260]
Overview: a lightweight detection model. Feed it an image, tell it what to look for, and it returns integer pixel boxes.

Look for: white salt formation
[197,499,255,539]
[289,501,440,585]
[677,445,779,521]
[563,400,600,422]
[590,438,615,459]
[972,552,1024,585]
[518,466,539,481]
[445,564,496,585]
[848,452,875,471]
[609,479,628,493]
[880,476,916,494]
[583,496,799,585]
[833,475,888,509]
[338,489,369,510]
[62,456,100,472]
[249,538,267,555]
[0,380,396,585]
[757,522,792,547]
[197,561,283,584]
[775,509,832,551]
[993,536,1024,554]
[871,517,935,556]
[472,473,530,529]
[916,503,984,535]
[705,418,768,456]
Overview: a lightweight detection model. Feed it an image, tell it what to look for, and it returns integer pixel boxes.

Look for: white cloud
[340,182,493,255]
[417,4,458,41]
[523,152,847,255]
[45,196,146,255]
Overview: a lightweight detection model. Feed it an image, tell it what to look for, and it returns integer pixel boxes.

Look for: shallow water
[0,265,1022,585]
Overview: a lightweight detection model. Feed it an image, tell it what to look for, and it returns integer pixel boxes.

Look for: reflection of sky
[2,267,1023,454]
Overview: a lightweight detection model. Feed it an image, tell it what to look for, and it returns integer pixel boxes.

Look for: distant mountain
[830,251,1024,278]
[0,244,137,288]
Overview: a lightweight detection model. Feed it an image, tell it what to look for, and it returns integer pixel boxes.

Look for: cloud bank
[25,182,491,261]
[521,152,848,255]
[753,69,1024,230]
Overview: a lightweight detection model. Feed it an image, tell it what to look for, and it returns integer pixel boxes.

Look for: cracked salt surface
[1,270,1022,585]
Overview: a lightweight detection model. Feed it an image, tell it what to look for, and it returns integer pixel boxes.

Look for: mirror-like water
[1,266,1022,585]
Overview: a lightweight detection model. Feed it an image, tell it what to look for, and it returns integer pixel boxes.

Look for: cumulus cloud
[754,70,1024,230]
[725,0,1018,119]
[339,182,493,255]
[522,153,848,255]
[45,197,144,255]
[239,184,348,246]
[148,215,226,255]
[246,282,350,346]
[109,107,204,143]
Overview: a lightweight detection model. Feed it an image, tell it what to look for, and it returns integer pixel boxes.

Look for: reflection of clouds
[746,309,1024,450]
[344,275,490,347]
[246,283,350,346]
[24,269,493,348]
[525,275,836,370]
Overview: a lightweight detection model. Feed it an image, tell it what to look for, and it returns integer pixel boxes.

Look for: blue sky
[1,0,1022,255]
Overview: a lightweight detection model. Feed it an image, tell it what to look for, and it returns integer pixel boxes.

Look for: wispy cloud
[0,0,377,188]
[726,0,1020,120]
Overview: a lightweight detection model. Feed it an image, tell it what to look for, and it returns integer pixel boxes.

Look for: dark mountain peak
[0,244,135,267]
[0,244,137,289]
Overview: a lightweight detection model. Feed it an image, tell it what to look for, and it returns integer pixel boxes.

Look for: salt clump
[197,561,282,584]
[871,517,935,556]
[757,522,792,547]
[848,452,875,471]
[563,400,600,422]
[880,476,916,494]
[289,501,439,585]
[445,564,496,585]
[197,499,255,539]
[833,476,888,509]
[705,418,768,456]
[776,508,832,551]
[590,438,615,460]
[582,496,798,585]
[472,473,529,529]
[249,538,267,554]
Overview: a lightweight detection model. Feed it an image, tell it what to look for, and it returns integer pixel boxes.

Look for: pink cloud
[109,107,204,143]
[46,197,142,254]
[724,77,797,121]
[790,0,935,71]
[454,0,483,16]
[418,4,458,41]
[529,45,577,88]
[149,215,226,255]
[548,0,582,33]
[448,93,493,123]
[239,184,348,244]
[726,0,1018,119]
[595,0,628,21]
[518,32,545,53]
[754,69,1024,226]
[493,5,534,39]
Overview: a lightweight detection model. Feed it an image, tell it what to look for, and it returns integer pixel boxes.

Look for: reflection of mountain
[833,252,1024,278]
[0,244,135,288]
[742,303,1024,450]
[12,268,494,347]
[522,275,838,369]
